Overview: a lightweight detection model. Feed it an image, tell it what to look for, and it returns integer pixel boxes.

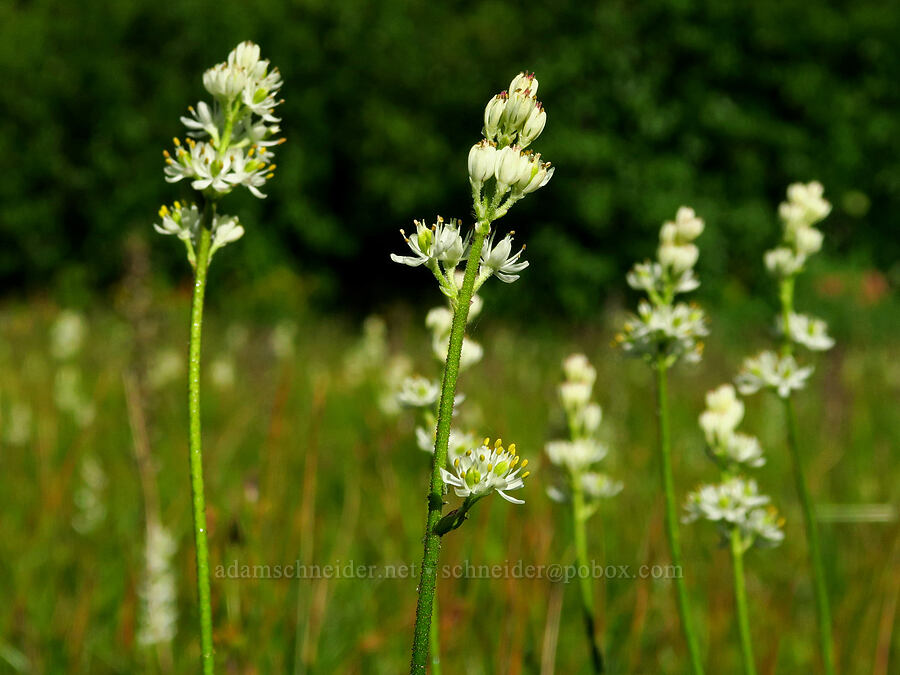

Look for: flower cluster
[545,354,621,510]
[683,478,784,549]
[765,182,831,278]
[617,208,708,367]
[156,42,284,266]
[735,351,814,398]
[469,73,554,223]
[441,438,530,505]
[698,385,764,470]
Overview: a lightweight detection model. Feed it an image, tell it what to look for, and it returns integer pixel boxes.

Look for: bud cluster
[468,72,554,224]
[698,385,764,471]
[619,207,708,367]
[545,354,622,512]
[765,181,831,278]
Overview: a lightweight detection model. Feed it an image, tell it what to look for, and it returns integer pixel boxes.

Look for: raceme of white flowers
[138,522,179,647]
[764,181,831,278]
[618,207,708,366]
[155,42,284,266]
[72,455,107,534]
[545,354,622,509]
[441,438,530,505]
[391,72,553,301]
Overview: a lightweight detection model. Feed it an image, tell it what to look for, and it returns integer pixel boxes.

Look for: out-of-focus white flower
[210,357,235,389]
[778,313,835,351]
[54,365,96,427]
[427,300,483,371]
[2,399,32,446]
[545,438,607,473]
[148,348,185,390]
[626,261,700,298]
[397,376,440,408]
[72,455,107,534]
[657,207,704,274]
[683,477,784,548]
[735,351,814,398]
[720,433,766,468]
[562,353,597,386]
[764,247,806,278]
[559,381,593,414]
[50,310,87,361]
[270,321,298,360]
[577,402,603,436]
[793,225,824,256]
[478,232,529,284]
[698,384,745,445]
[441,438,529,504]
[581,472,624,499]
[138,522,178,647]
[618,301,708,365]
[202,41,283,119]
[779,181,831,232]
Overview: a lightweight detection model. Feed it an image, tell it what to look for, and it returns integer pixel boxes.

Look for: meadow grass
[0,287,897,673]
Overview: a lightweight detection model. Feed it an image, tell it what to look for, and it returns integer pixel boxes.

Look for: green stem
[655,357,704,675]
[188,218,215,675]
[779,277,835,675]
[572,474,605,673]
[409,227,488,673]
[729,528,757,675]
[430,594,442,675]
[785,396,835,675]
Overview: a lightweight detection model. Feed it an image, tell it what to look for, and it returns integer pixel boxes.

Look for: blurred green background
[1,0,899,673]
[1,0,898,315]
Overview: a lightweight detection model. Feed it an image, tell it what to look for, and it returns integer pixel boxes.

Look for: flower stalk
[187,218,215,674]
[729,527,757,675]
[572,472,605,673]
[656,356,705,675]
[410,227,486,673]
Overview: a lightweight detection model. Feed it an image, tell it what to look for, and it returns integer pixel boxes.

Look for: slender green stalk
[655,356,704,675]
[571,474,605,673]
[410,227,488,673]
[729,528,757,675]
[779,278,835,675]
[430,594,442,675]
[188,219,215,675]
[785,396,835,674]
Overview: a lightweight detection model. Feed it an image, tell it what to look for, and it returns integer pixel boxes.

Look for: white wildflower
[390,217,468,269]
[397,376,440,408]
[778,313,835,351]
[441,438,529,504]
[50,310,87,361]
[562,353,597,387]
[735,351,814,398]
[72,455,107,534]
[545,438,607,473]
[764,247,806,277]
[478,232,529,284]
[138,523,179,647]
[698,384,745,445]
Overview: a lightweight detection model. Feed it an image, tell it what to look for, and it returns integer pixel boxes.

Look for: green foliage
[1,0,898,315]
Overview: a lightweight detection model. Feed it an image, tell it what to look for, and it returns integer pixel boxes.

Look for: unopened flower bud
[484,93,507,140]
[494,146,525,188]
[659,223,678,245]
[518,103,546,148]
[658,243,699,274]
[793,225,823,256]
[764,247,805,277]
[468,140,497,186]
[501,91,536,133]
[674,207,704,240]
[509,71,538,97]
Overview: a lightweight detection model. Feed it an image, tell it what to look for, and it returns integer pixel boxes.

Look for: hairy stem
[409,227,488,673]
[188,220,215,675]
[572,474,605,673]
[730,529,757,675]
[655,357,704,675]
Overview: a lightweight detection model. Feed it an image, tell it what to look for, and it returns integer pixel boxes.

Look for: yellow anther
[173,201,181,210]
[520,459,529,469]
[479,454,485,462]
[266,173,274,179]
[521,471,531,479]
[173,137,181,146]
[158,205,169,218]
[494,438,503,449]
[510,456,519,467]
[454,458,460,468]
[483,437,491,447]
[162,149,171,158]
[466,450,472,457]
[508,443,517,455]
